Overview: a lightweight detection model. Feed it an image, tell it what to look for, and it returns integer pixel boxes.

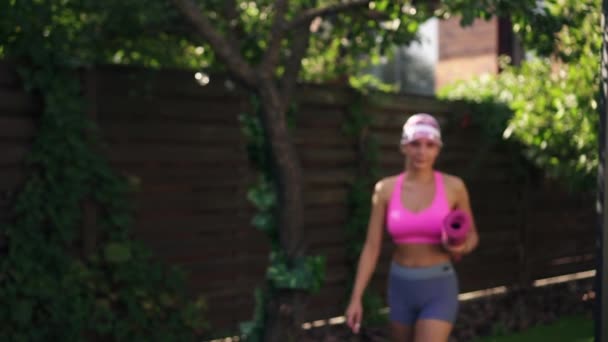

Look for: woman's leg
[412,264,459,341]
[388,262,416,341]
[391,321,413,342]
[413,319,453,342]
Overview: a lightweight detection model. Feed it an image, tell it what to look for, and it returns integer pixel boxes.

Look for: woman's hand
[443,240,467,256]
[345,300,363,334]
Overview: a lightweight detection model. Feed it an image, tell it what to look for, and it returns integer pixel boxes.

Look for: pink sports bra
[386,172,451,244]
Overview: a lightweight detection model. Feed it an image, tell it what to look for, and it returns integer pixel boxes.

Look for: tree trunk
[257,78,305,342]
[263,289,306,342]
[257,78,304,258]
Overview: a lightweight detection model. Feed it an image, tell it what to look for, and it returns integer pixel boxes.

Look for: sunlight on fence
[532,270,595,287]
[202,267,595,340]
[296,269,596,331]
[206,336,241,342]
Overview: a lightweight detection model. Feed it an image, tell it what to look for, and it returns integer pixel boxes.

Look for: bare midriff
[392,243,451,268]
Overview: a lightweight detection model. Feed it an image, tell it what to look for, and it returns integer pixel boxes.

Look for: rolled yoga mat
[442,209,470,246]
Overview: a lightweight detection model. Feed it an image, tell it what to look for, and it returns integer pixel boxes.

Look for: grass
[472,316,594,342]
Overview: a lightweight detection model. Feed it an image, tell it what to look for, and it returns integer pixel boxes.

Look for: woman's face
[400,138,441,170]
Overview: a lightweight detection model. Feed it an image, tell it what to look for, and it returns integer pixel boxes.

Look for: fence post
[597,2,608,339]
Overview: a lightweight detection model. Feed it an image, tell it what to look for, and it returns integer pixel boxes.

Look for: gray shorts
[388,261,459,325]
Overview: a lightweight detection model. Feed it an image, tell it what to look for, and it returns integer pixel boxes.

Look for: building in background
[436,16,523,90]
[365,16,523,95]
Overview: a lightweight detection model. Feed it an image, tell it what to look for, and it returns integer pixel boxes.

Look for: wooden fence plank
[0,116,36,139]
[0,63,21,87]
[0,167,27,189]
[93,65,250,99]
[300,148,357,164]
[98,95,246,124]
[100,122,245,144]
[303,169,355,186]
[294,130,351,147]
[0,89,40,115]
[0,144,29,165]
[107,144,248,164]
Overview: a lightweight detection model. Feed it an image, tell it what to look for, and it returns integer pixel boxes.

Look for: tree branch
[171,0,256,87]
[259,0,291,77]
[223,0,247,38]
[288,0,371,29]
[223,0,239,24]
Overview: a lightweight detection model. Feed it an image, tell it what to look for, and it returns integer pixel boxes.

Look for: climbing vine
[238,97,325,341]
[0,2,207,341]
[342,91,386,325]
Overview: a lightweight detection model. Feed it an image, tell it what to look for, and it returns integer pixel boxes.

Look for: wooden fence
[0,62,596,336]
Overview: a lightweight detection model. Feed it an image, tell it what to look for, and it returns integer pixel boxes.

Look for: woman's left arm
[443,176,479,256]
[454,177,479,255]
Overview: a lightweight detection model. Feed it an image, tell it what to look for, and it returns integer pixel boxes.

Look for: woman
[345,113,479,342]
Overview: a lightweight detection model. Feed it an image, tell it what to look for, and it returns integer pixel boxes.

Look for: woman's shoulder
[438,171,467,192]
[373,174,400,197]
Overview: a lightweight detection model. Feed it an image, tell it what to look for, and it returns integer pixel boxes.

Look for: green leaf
[13,300,33,325]
[251,212,274,233]
[104,242,131,263]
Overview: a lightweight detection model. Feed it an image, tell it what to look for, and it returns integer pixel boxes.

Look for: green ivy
[0,68,208,341]
[342,91,386,325]
[238,288,268,342]
[267,252,325,292]
[0,1,207,340]
[238,98,325,341]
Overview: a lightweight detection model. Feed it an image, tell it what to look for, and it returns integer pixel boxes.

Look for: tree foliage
[0,0,438,80]
[439,0,600,190]
[0,0,208,68]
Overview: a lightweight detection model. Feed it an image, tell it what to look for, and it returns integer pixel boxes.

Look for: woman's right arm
[346,179,389,333]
